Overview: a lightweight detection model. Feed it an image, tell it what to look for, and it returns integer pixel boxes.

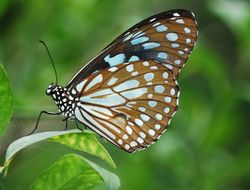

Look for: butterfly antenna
[38,40,58,85]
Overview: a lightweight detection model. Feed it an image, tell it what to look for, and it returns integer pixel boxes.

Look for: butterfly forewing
[67,9,198,88]
[73,60,179,152]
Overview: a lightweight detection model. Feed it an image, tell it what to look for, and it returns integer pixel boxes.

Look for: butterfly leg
[28,111,60,135]
[75,119,84,131]
[64,119,68,130]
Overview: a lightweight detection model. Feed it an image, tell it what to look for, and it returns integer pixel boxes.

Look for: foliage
[0,129,119,189]
[0,66,119,189]
[49,132,116,169]
[31,154,119,190]
[0,64,14,136]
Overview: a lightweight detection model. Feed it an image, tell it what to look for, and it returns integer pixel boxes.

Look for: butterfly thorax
[46,84,79,119]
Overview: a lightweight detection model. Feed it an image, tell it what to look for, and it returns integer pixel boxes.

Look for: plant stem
[0,166,3,175]
[0,166,4,190]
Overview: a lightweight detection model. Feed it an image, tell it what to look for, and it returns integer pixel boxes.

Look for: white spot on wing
[126,64,134,72]
[170,88,176,95]
[104,54,126,67]
[164,64,173,70]
[162,72,169,79]
[125,144,130,150]
[148,94,153,99]
[123,134,128,140]
[133,30,143,37]
[137,137,144,144]
[148,101,157,107]
[152,22,161,27]
[135,118,143,127]
[139,132,146,139]
[140,114,150,121]
[84,74,103,92]
[149,18,156,22]
[155,113,163,120]
[175,60,181,65]
[184,27,191,34]
[76,79,87,92]
[130,141,138,147]
[178,50,184,55]
[148,129,156,136]
[143,61,149,66]
[166,33,178,41]
[131,36,149,45]
[176,19,185,24]
[157,52,168,59]
[164,107,170,113]
[108,67,118,72]
[134,31,146,38]
[128,55,140,62]
[113,80,140,92]
[164,97,171,103]
[156,25,167,32]
[138,107,146,112]
[123,34,133,42]
[131,71,139,76]
[154,85,165,93]
[126,126,133,135]
[81,89,126,106]
[121,88,147,99]
[186,38,191,44]
[155,124,161,130]
[171,43,180,48]
[107,77,118,86]
[118,139,123,145]
[144,73,154,81]
[142,42,160,49]
[150,66,158,70]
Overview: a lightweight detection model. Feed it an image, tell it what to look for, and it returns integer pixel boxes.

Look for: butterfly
[34,9,198,153]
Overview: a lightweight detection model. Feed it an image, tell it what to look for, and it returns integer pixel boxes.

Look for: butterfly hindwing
[67,9,198,88]
[73,60,179,152]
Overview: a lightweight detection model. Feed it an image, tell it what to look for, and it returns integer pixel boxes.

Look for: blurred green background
[0,0,250,189]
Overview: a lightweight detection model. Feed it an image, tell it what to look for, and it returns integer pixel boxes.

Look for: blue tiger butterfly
[33,9,198,153]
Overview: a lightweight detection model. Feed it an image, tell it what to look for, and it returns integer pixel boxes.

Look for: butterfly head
[45,83,66,103]
[46,83,57,96]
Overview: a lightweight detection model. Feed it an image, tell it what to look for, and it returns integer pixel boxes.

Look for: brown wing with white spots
[73,61,179,153]
[67,9,198,88]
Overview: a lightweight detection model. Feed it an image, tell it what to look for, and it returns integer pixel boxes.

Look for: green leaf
[0,63,14,136]
[49,131,116,169]
[4,130,82,171]
[30,154,120,190]
[85,158,120,190]
[0,171,4,190]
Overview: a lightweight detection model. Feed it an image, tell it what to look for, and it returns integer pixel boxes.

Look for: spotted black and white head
[46,83,77,119]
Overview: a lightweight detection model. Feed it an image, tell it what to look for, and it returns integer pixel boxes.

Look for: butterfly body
[46,84,78,119]
[41,9,198,153]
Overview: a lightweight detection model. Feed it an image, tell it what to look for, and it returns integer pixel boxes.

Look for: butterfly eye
[46,83,55,95]
[46,87,52,95]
